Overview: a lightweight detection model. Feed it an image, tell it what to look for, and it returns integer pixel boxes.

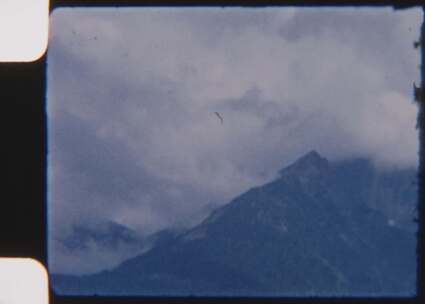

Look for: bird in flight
[214,112,223,124]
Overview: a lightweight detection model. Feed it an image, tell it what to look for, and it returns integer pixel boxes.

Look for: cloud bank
[47,7,422,273]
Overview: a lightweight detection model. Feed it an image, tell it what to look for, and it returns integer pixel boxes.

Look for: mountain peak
[52,148,417,296]
[297,150,323,163]
[279,150,329,177]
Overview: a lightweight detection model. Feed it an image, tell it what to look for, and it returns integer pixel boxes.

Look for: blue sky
[48,7,421,274]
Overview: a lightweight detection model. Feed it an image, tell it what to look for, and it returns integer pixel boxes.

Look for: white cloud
[47,7,422,273]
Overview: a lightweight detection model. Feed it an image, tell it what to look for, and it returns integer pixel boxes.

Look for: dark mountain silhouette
[51,151,417,297]
[60,221,142,252]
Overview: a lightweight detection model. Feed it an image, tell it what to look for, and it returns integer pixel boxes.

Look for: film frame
[1,0,424,303]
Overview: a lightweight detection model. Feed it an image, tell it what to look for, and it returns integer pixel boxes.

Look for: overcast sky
[47,7,422,274]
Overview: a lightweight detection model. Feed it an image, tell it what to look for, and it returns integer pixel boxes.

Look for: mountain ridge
[51,151,417,296]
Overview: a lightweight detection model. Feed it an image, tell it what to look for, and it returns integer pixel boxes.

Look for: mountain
[51,151,417,297]
[53,220,184,275]
[61,220,142,252]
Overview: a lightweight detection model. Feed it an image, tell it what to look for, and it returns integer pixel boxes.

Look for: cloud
[49,237,152,275]
[47,7,422,273]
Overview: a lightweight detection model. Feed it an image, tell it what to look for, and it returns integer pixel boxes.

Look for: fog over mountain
[52,151,417,296]
[47,7,421,274]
